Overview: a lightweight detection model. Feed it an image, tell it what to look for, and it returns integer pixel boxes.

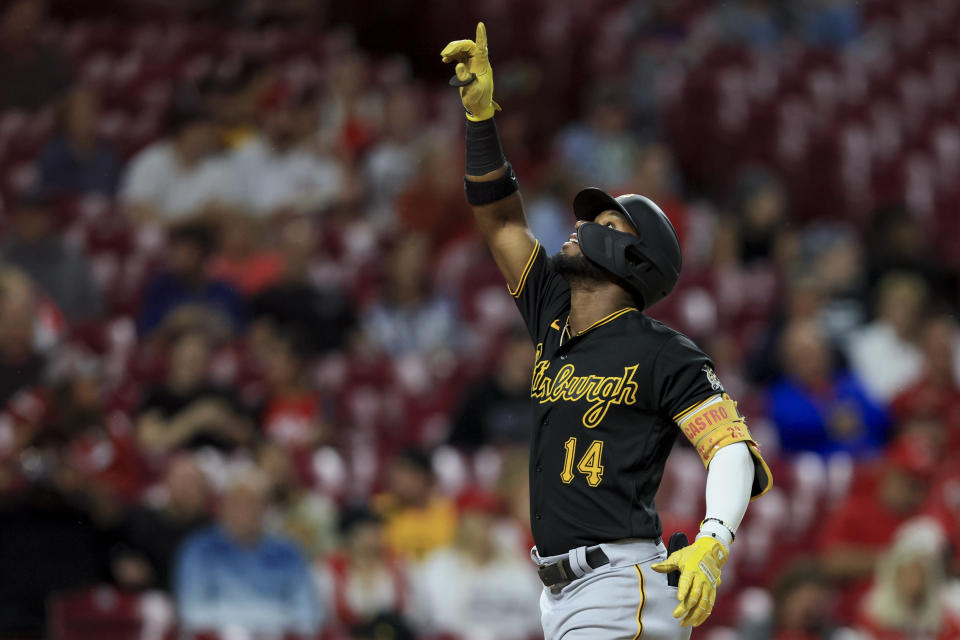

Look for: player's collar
[559,307,638,346]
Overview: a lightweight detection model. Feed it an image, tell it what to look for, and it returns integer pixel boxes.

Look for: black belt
[537,548,610,592]
[537,537,664,593]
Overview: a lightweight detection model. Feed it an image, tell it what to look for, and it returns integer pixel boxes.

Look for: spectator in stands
[0,471,107,637]
[316,505,409,632]
[739,562,837,640]
[138,221,246,336]
[363,85,423,224]
[619,143,688,247]
[801,224,867,342]
[208,214,283,297]
[38,87,120,196]
[847,272,928,403]
[820,436,935,621]
[135,327,252,455]
[255,328,329,451]
[373,449,456,561]
[175,470,323,636]
[228,81,343,217]
[317,50,382,158]
[447,327,534,450]
[259,442,338,559]
[120,104,230,225]
[748,275,826,384]
[728,167,790,266]
[855,518,960,638]
[864,205,950,302]
[2,189,103,323]
[363,233,460,357]
[250,217,355,355]
[112,453,211,591]
[557,82,641,189]
[0,0,70,109]
[39,353,146,503]
[395,133,473,251]
[411,489,541,639]
[891,315,960,454]
[0,267,45,407]
[769,319,888,457]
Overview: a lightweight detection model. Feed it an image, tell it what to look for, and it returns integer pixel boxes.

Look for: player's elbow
[708,441,753,476]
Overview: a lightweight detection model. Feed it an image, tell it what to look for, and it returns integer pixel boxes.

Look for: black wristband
[465,118,506,176]
[464,162,519,206]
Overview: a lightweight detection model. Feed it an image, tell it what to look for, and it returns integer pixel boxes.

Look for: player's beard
[550,252,610,287]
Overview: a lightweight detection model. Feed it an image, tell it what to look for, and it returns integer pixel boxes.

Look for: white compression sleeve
[697,441,754,548]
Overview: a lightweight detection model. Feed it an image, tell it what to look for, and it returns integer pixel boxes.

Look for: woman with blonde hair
[856,517,960,639]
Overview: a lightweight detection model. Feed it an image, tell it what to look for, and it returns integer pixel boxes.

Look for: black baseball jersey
[511,241,724,557]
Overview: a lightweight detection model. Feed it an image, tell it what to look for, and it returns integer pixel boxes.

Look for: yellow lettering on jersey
[531,343,638,428]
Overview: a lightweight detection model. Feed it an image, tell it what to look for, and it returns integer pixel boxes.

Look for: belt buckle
[539,560,572,594]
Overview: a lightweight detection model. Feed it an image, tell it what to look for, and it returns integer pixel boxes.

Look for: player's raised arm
[441,22,536,291]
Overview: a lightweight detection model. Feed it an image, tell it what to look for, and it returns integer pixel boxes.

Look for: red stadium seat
[48,587,174,640]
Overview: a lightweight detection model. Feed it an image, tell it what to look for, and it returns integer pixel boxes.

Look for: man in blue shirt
[138,222,246,336]
[175,470,322,636]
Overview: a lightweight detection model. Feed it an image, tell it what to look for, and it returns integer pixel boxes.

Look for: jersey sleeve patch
[702,366,724,393]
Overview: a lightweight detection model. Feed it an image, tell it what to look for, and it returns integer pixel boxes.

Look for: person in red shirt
[819,436,936,622]
[257,329,329,452]
[855,517,960,639]
[316,505,409,632]
[891,315,960,456]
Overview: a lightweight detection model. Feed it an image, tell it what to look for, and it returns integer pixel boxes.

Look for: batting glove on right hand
[440,21,501,121]
[651,537,728,627]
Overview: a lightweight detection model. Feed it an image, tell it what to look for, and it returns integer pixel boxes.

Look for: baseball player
[441,23,774,638]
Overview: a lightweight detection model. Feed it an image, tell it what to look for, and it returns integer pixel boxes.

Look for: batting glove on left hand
[440,21,501,121]
[651,537,728,627]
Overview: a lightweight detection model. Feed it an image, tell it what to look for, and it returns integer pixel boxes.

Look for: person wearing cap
[225,80,343,218]
[440,23,772,637]
[372,449,457,562]
[315,505,410,633]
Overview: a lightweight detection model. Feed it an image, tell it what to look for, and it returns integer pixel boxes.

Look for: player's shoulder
[626,314,709,357]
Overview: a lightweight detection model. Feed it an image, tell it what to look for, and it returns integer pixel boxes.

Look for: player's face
[561,209,637,255]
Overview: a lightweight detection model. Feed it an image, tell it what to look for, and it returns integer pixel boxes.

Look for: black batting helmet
[572,187,682,310]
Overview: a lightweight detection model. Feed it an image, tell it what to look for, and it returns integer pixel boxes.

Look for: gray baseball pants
[532,538,693,640]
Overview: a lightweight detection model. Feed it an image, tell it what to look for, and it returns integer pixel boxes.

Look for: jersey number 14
[560,437,604,487]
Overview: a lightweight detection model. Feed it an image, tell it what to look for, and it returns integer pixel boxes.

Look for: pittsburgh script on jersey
[531,344,639,428]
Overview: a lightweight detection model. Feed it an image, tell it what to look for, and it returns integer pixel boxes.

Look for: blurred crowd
[1,0,960,638]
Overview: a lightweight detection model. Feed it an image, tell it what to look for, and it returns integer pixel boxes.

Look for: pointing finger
[475,22,487,50]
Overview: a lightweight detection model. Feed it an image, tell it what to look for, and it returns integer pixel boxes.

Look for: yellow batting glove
[440,21,501,121]
[651,537,728,627]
